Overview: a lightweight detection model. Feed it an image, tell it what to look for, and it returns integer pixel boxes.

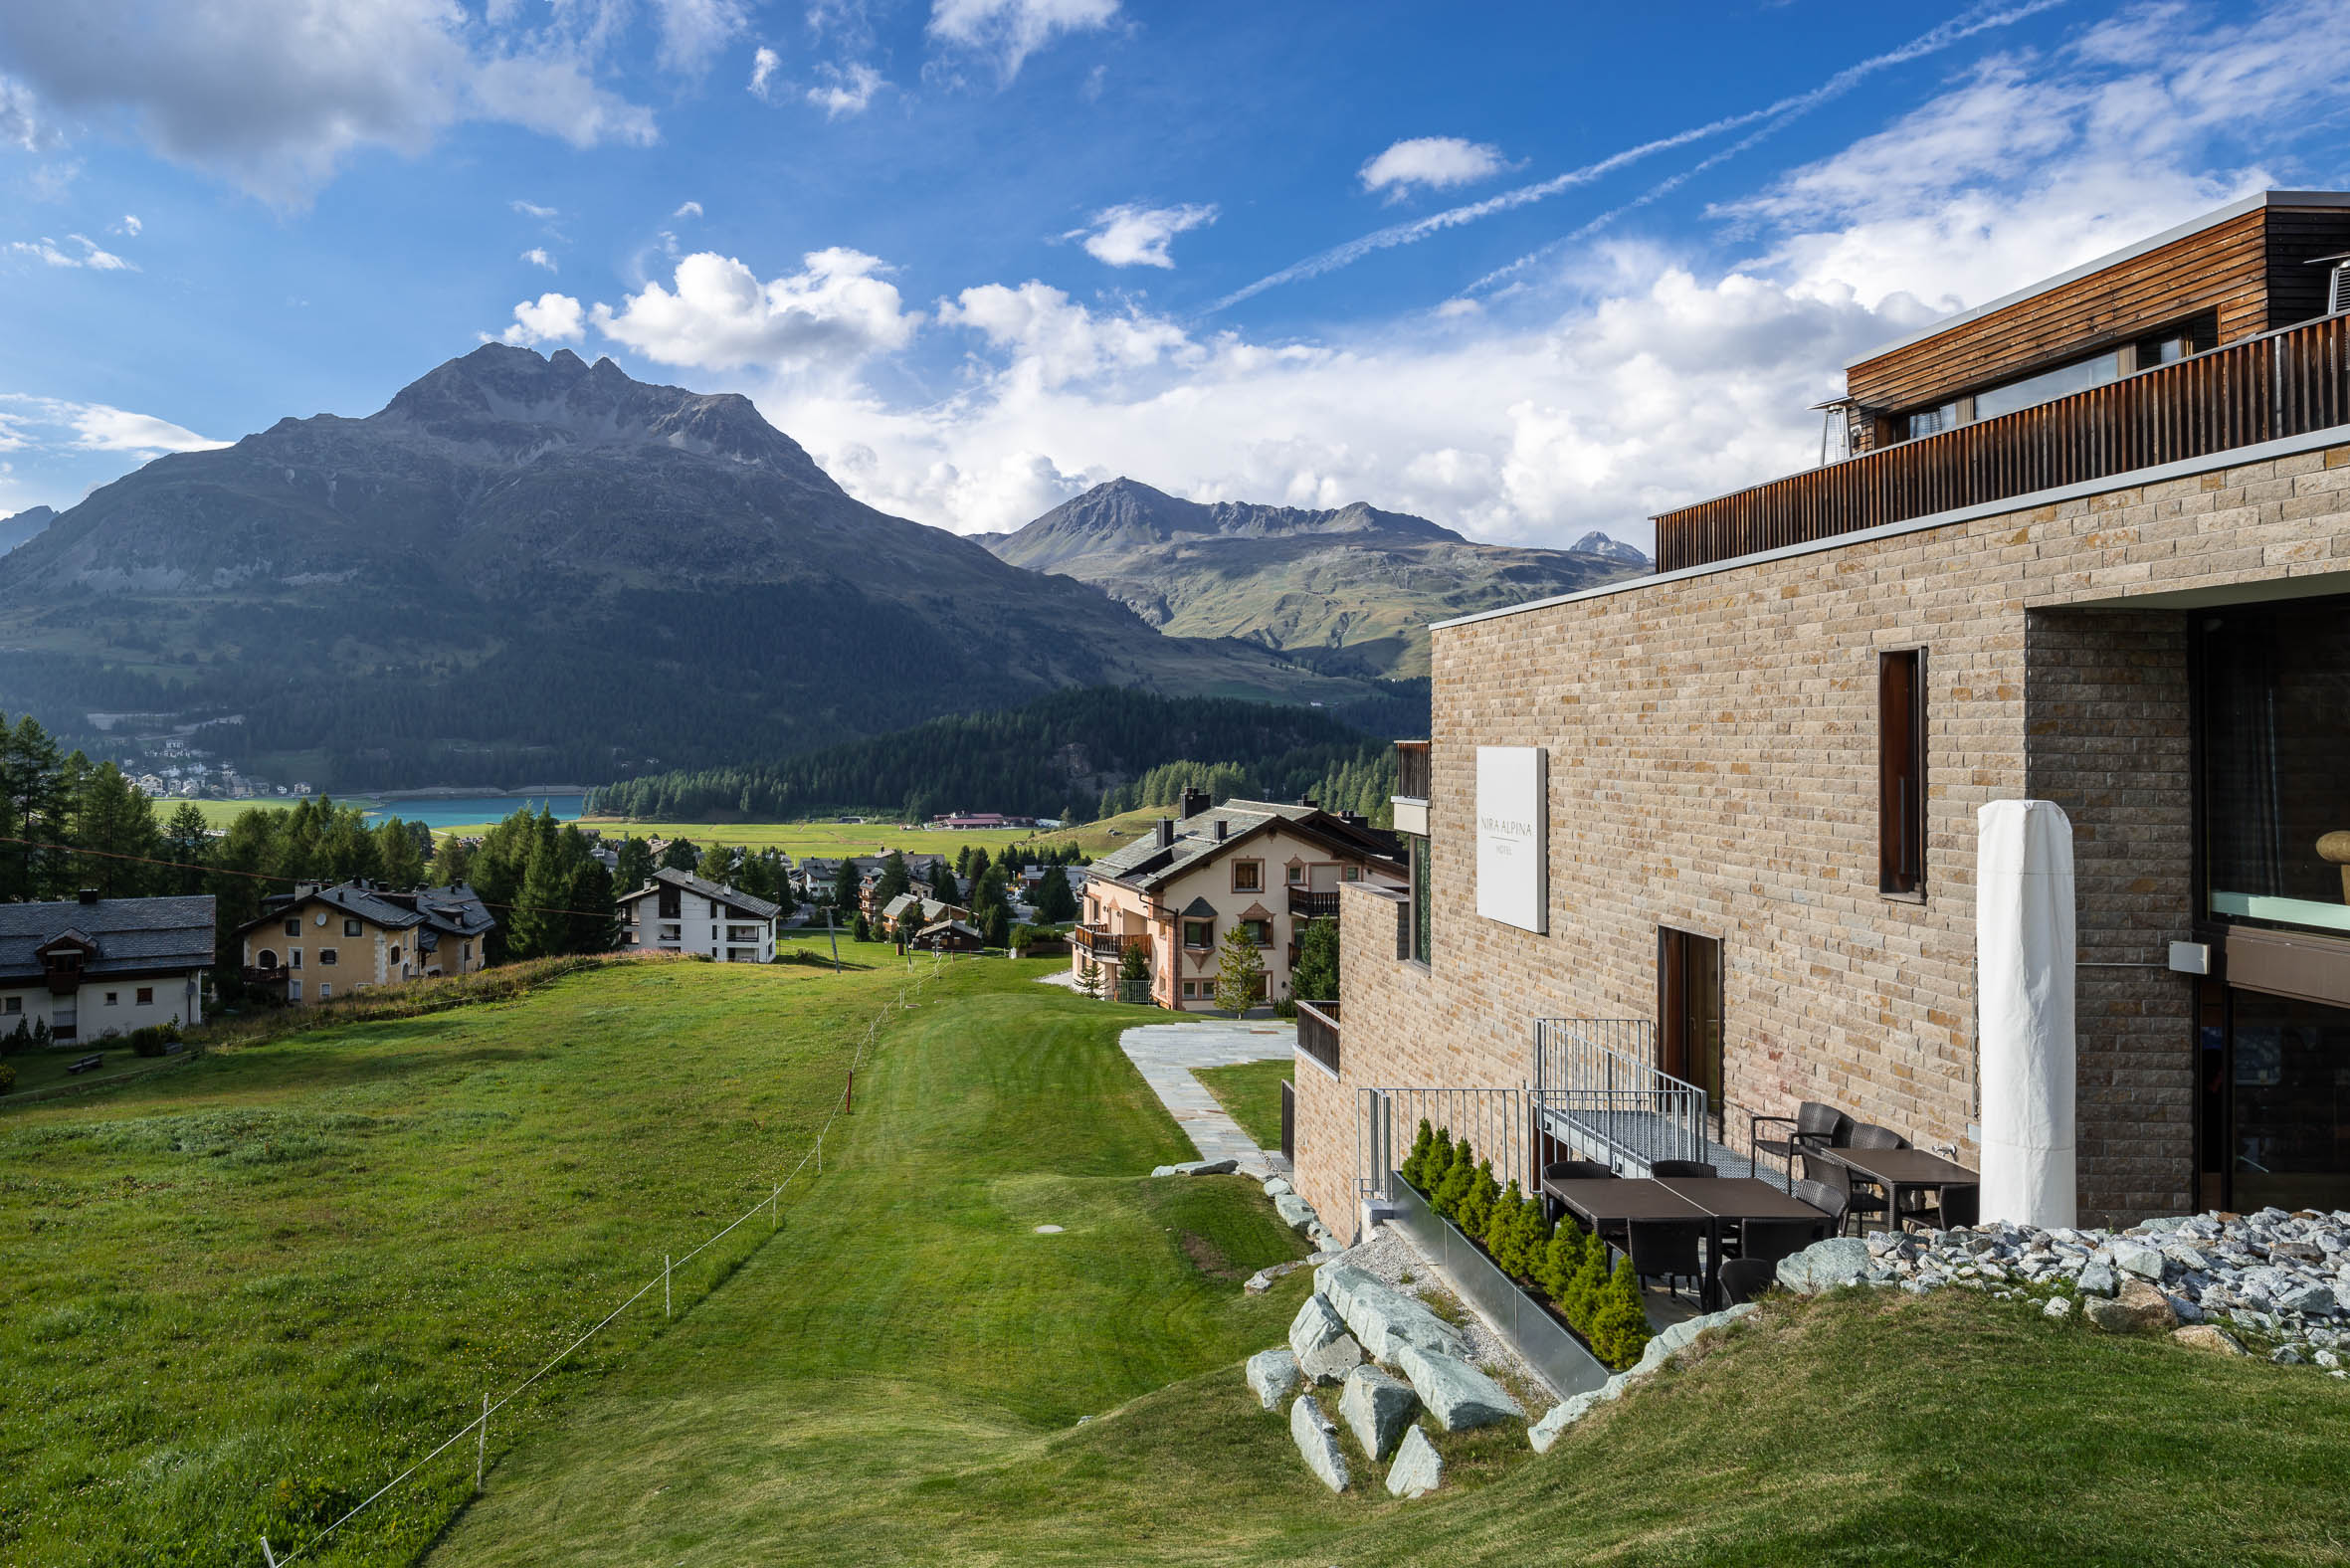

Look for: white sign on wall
[1475,745,1547,934]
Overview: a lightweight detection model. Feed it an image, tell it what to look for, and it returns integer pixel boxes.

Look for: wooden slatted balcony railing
[1296,1000,1340,1076]
[1654,310,2350,573]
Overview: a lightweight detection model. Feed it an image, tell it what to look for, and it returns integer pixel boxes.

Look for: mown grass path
[0,959,909,1567]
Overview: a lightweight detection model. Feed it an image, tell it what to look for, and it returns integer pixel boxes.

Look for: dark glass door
[2229,988,2350,1213]
[1659,927,1724,1132]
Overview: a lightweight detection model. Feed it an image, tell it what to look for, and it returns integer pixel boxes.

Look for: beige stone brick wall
[1295,439,2350,1229]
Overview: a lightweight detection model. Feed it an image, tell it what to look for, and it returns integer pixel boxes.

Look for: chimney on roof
[1214,819,1228,841]
[77,887,98,904]
[1155,818,1175,849]
[1298,797,1318,809]
[1179,787,1210,819]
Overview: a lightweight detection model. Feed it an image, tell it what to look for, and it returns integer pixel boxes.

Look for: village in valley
[6,4,2350,1567]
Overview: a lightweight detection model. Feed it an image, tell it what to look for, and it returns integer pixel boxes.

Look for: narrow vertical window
[1879,648,1926,896]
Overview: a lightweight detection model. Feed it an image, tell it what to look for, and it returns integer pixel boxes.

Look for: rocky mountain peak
[1567,530,1651,568]
[370,344,835,485]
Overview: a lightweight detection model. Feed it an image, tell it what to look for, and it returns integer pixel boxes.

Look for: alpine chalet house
[617,867,781,962]
[1077,790,1406,1009]
[1293,190,2350,1238]
[0,891,216,1040]
[238,882,494,1004]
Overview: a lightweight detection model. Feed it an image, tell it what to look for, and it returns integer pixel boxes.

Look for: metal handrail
[1354,1086,1529,1212]
[1532,1018,1708,1167]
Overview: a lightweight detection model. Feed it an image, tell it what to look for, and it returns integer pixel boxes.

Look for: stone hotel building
[1292,191,2350,1238]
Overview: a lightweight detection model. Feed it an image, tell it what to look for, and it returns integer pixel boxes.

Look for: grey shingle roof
[1088,799,1398,893]
[619,866,781,921]
[0,894,216,982]
[242,882,495,941]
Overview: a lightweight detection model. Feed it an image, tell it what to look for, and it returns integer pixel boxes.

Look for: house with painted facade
[237,881,494,1004]
[1076,790,1405,1010]
[0,891,215,1041]
[617,868,781,962]
[1292,191,2350,1240]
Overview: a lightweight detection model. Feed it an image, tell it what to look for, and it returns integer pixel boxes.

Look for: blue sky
[4,0,2349,550]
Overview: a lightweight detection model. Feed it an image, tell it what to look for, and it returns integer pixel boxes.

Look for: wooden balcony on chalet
[1654,310,2350,573]
[1287,887,1341,919]
[1077,925,1129,962]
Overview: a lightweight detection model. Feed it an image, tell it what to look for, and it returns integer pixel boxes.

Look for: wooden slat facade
[1846,202,2350,431]
[1654,311,2350,574]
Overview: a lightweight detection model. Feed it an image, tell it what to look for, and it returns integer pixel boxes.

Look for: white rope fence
[262,947,946,1567]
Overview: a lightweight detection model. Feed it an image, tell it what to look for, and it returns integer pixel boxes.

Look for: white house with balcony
[617,868,781,963]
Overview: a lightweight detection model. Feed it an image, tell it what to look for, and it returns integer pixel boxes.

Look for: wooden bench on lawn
[67,1054,103,1075]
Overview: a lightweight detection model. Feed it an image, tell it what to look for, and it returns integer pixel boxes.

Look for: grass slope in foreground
[0,958,890,1566]
[436,967,2350,1567]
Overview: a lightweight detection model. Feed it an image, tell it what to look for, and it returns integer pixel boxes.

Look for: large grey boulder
[1300,1333,1365,1386]
[2083,1278,2178,1334]
[1337,1364,1420,1462]
[1630,1301,1757,1377]
[1776,1237,1871,1294]
[1274,1193,1319,1233]
[2112,1241,2167,1281]
[2077,1261,2117,1297]
[1262,1176,1293,1198]
[1287,1293,1348,1362]
[1396,1343,1522,1431]
[1312,1262,1469,1363]
[1246,1348,1300,1411]
[1385,1425,1444,1498]
[1290,1395,1349,1492]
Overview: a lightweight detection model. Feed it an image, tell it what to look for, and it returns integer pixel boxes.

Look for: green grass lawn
[2,1043,194,1100]
[1193,1059,1291,1150]
[0,958,896,1567]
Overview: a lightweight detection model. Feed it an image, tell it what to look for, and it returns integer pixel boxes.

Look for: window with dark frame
[1232,860,1262,892]
[1879,648,1926,896]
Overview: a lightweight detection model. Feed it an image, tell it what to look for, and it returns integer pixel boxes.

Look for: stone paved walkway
[1119,1019,1296,1179]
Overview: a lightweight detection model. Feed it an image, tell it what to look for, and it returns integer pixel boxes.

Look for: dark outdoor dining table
[1544,1176,1832,1309]
[1820,1147,1979,1231]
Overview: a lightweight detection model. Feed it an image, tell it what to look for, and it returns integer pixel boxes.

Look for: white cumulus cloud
[749,44,783,99]
[0,1,658,203]
[521,247,556,271]
[496,292,587,345]
[593,249,920,376]
[8,234,133,270]
[1358,136,1507,199]
[927,0,1118,82]
[114,214,141,237]
[674,199,704,219]
[807,62,885,118]
[1067,202,1217,268]
[650,0,749,75]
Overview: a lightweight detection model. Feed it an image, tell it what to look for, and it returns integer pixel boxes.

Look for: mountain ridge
[0,348,1384,789]
[981,477,1649,677]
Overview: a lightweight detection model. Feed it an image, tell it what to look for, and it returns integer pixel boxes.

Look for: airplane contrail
[1200,0,2066,316]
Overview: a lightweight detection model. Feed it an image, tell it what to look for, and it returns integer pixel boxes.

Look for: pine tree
[1435,1140,1475,1221]
[376,817,426,887]
[982,903,1010,947]
[162,803,212,894]
[1032,864,1077,923]
[875,850,911,904]
[929,864,960,905]
[437,838,476,885]
[1566,1234,1613,1334]
[1458,1157,1499,1238]
[69,760,162,897]
[1536,1219,1583,1300]
[560,828,617,952]
[0,713,67,902]
[1592,1258,1653,1370]
[853,912,872,942]
[614,837,654,895]
[659,838,701,873]
[1400,1118,1435,1189]
[1075,954,1102,999]
[1115,941,1151,1004]
[1291,913,1339,1002]
[1420,1127,1454,1197]
[1212,920,1265,1016]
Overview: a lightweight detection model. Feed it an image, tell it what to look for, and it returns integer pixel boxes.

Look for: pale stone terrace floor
[1117,1018,1297,1180]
